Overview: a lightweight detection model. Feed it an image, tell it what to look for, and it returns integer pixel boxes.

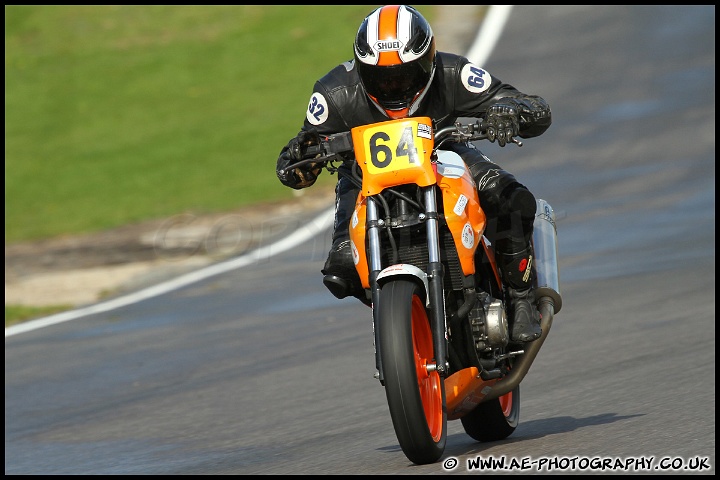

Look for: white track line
[6,207,335,337]
[5,5,512,338]
[466,5,513,66]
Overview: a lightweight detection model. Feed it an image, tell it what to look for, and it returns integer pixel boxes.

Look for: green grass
[4,5,440,326]
[5,304,73,328]
[5,5,418,243]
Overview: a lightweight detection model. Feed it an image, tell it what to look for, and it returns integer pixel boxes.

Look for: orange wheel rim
[411,295,443,441]
[498,391,513,417]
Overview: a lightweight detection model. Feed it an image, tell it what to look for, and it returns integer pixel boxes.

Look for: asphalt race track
[5,5,715,475]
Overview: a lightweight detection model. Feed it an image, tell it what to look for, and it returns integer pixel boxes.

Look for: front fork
[366,198,384,383]
[423,187,449,378]
[367,187,449,385]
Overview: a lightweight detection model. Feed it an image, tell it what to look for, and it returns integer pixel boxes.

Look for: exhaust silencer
[532,199,562,313]
[480,199,562,403]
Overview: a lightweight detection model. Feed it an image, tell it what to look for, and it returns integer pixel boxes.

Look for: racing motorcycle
[281,116,562,465]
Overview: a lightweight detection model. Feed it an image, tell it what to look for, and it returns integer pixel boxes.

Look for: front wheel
[460,385,519,442]
[378,279,446,465]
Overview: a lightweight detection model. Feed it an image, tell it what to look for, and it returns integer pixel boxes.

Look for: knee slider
[496,185,536,247]
[506,186,536,220]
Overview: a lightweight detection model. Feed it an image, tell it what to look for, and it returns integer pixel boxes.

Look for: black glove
[276,129,322,189]
[485,101,520,147]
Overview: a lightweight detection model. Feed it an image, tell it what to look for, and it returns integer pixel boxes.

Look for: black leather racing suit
[276,51,551,305]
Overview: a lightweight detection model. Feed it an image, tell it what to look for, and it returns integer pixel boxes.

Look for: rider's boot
[322,239,362,300]
[321,174,366,303]
[497,244,542,343]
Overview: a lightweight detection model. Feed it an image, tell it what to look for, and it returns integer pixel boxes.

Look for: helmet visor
[358,59,432,110]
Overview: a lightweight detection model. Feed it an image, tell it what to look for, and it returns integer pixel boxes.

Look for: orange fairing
[350,196,370,289]
[351,117,436,197]
[444,367,499,420]
[435,151,486,276]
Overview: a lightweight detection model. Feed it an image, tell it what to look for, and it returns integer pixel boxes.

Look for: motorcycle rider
[276,5,551,343]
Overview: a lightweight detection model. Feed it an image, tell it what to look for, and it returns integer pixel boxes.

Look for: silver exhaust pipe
[532,198,562,313]
[482,199,562,401]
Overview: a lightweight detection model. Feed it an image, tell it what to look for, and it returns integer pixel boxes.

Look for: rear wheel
[379,279,446,465]
[460,385,519,442]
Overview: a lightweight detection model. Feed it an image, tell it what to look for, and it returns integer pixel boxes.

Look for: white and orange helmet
[354,5,436,119]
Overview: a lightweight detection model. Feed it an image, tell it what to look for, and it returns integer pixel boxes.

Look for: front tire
[378,279,446,465]
[460,385,519,442]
